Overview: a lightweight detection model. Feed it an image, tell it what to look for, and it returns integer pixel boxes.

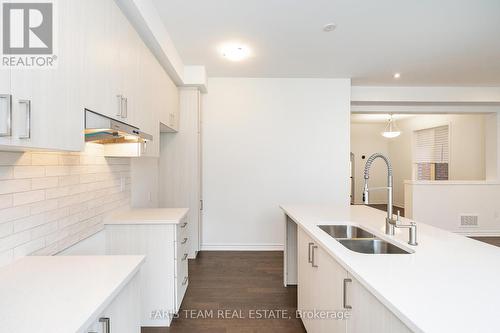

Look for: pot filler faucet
[363,153,418,246]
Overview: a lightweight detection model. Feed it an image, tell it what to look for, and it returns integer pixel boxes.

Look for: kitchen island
[282,204,500,333]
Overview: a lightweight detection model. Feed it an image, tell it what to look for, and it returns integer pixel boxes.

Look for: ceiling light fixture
[393,73,401,79]
[382,114,401,138]
[323,23,337,32]
[220,43,251,61]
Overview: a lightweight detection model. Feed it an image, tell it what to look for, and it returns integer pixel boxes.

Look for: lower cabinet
[297,227,412,333]
[105,216,190,327]
[86,271,141,333]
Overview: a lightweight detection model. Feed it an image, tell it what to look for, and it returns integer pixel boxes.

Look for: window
[414,125,449,180]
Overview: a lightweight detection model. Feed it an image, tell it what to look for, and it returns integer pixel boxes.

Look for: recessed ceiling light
[393,73,401,79]
[323,23,337,32]
[220,43,251,61]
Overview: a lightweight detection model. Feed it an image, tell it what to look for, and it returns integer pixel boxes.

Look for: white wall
[202,78,351,250]
[131,157,159,208]
[390,114,486,205]
[350,123,390,205]
[406,182,500,235]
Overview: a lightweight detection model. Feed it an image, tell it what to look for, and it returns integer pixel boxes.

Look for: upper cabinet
[1,0,86,151]
[0,0,179,154]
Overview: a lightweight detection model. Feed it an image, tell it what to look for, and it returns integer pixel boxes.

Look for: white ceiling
[152,0,500,86]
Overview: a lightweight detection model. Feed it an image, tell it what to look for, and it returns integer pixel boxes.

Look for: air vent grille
[460,215,478,227]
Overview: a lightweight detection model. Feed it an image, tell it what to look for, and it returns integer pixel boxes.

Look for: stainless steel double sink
[318,225,410,254]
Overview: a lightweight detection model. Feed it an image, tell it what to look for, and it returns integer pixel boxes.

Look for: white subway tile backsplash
[0,222,13,238]
[0,166,13,180]
[13,238,45,258]
[13,166,46,179]
[59,155,80,165]
[45,166,71,177]
[0,206,31,224]
[13,190,46,206]
[0,230,31,252]
[31,177,59,190]
[0,145,130,262]
[31,153,59,166]
[30,199,59,215]
[0,179,31,195]
[58,175,80,186]
[45,186,71,199]
[31,221,58,239]
[0,152,31,166]
[0,194,13,210]
[14,214,46,233]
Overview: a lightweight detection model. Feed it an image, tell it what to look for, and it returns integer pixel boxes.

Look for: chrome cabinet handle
[116,95,122,117]
[122,97,128,118]
[308,242,314,263]
[182,253,188,261]
[0,94,12,137]
[181,237,188,244]
[182,276,188,286]
[181,222,188,228]
[99,317,110,333]
[18,99,31,139]
[311,245,318,268]
[343,278,352,309]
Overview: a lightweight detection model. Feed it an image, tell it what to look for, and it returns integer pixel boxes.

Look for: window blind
[414,125,449,163]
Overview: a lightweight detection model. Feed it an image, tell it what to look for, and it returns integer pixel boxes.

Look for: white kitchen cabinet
[297,226,412,333]
[346,276,412,333]
[6,0,85,151]
[0,67,11,147]
[159,88,201,258]
[85,271,141,333]
[105,211,190,327]
[1,0,176,153]
[297,227,347,333]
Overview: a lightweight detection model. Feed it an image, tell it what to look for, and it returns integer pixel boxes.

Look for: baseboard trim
[201,243,284,251]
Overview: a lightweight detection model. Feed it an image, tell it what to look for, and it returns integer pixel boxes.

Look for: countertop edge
[104,208,189,225]
[77,255,145,333]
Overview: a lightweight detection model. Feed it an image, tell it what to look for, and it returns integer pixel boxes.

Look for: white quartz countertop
[0,255,144,333]
[281,204,500,333]
[105,208,189,225]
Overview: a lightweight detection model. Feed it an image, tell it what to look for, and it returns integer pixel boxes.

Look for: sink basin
[318,224,411,254]
[318,225,375,239]
[338,239,411,254]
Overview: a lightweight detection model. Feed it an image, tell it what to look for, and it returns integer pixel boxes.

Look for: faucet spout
[362,153,395,235]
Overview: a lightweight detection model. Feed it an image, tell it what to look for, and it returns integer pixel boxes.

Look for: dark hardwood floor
[142,251,305,333]
[470,237,500,247]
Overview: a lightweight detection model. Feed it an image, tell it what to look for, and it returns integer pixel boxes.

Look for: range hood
[84,109,152,144]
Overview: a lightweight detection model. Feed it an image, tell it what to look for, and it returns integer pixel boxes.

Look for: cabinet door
[9,0,84,151]
[346,275,412,333]
[297,227,319,332]
[315,245,348,333]
[0,60,11,147]
[81,0,114,119]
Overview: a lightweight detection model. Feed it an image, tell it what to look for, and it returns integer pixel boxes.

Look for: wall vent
[460,215,479,227]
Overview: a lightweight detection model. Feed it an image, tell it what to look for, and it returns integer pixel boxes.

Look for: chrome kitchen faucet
[363,153,417,246]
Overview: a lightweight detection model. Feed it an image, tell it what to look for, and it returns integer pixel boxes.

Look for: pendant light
[382,114,401,138]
